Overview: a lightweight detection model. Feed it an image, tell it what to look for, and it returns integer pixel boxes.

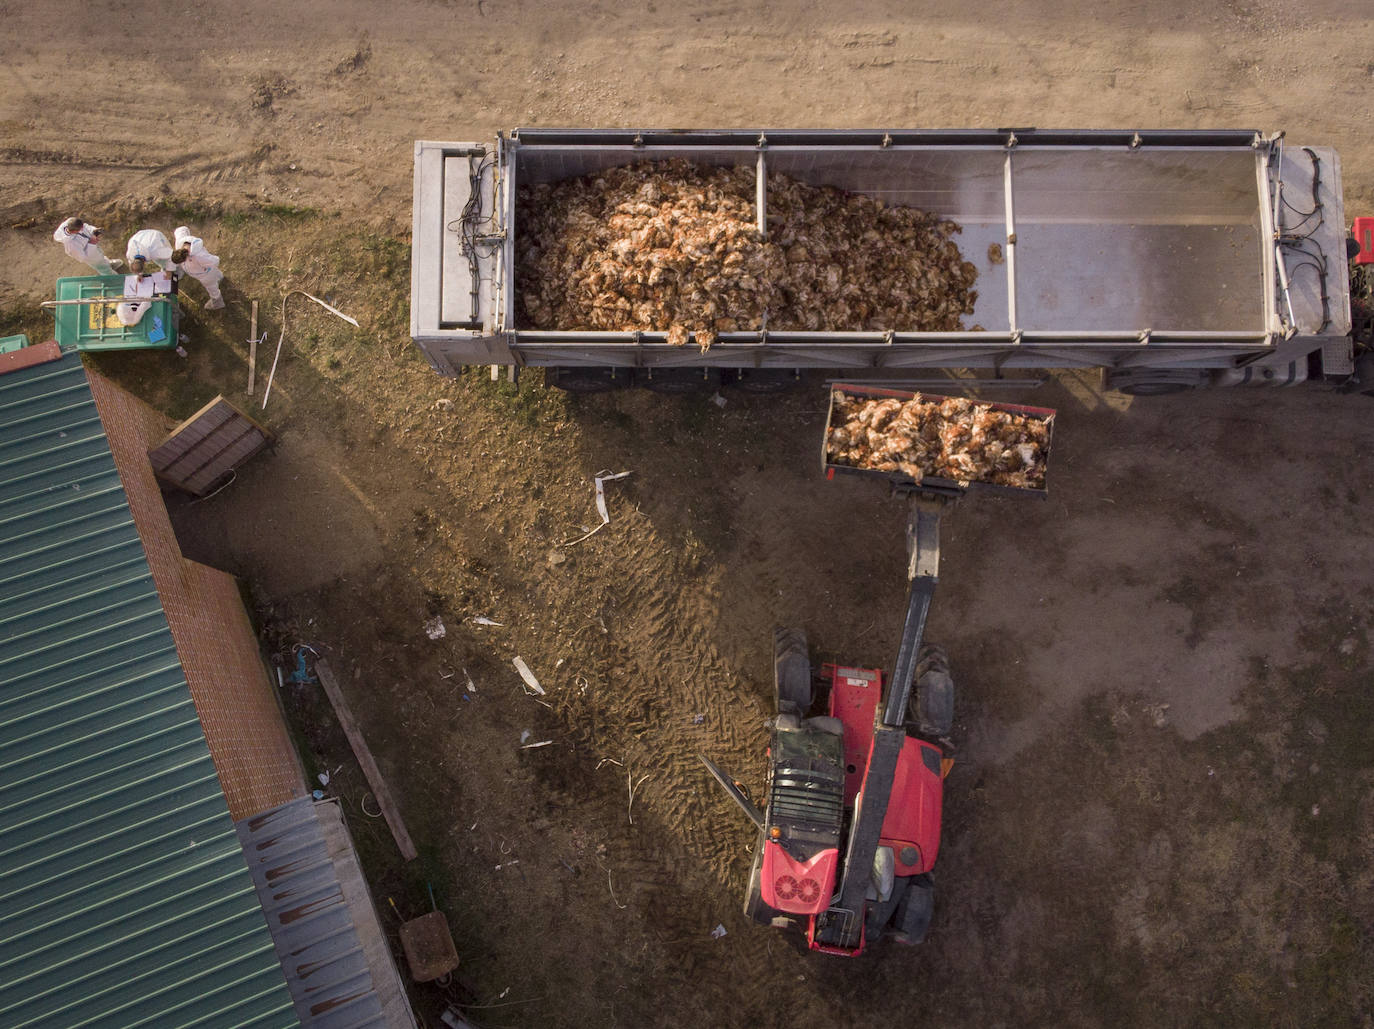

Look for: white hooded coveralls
[172,226,224,307]
[126,228,173,270]
[53,218,115,274]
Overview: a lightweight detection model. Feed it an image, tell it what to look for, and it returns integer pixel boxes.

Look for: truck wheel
[1103,368,1207,396]
[890,874,935,944]
[642,367,721,394]
[774,627,811,717]
[730,368,802,394]
[545,366,632,393]
[911,643,954,739]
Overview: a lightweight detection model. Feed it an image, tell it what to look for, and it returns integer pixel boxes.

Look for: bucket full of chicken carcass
[823,384,1055,496]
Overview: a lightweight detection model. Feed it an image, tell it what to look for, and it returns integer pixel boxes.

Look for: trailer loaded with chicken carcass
[411,128,1368,395]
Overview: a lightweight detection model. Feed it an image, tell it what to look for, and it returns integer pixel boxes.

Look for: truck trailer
[410,128,1359,395]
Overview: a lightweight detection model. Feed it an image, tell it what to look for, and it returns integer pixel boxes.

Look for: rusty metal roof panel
[235,798,391,1028]
[0,352,299,1028]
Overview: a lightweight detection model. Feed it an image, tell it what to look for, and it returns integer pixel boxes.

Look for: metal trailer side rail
[412,129,1352,384]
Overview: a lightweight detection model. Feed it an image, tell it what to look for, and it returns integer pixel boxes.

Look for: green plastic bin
[0,334,28,354]
[53,275,179,351]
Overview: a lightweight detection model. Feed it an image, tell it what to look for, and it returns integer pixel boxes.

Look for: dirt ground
[4,3,1374,1027]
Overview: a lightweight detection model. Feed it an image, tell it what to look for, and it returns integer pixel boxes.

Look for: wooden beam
[315,659,418,862]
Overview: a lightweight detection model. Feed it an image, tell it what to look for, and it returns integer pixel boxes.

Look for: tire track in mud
[542,507,774,892]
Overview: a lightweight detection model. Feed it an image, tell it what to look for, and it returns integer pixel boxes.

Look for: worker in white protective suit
[126,228,173,271]
[170,226,225,310]
[52,217,119,274]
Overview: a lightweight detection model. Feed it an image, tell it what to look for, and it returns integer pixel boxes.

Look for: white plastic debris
[712,392,727,408]
[513,657,546,695]
[317,771,330,786]
[424,616,447,640]
[520,740,553,750]
[563,470,633,546]
[710,924,728,939]
[472,616,504,627]
[463,668,477,693]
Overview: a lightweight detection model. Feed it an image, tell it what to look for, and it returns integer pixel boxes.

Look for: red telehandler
[702,387,1054,955]
[702,490,955,954]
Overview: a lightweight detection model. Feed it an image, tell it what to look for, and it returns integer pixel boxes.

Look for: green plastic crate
[0,334,28,354]
[53,275,179,351]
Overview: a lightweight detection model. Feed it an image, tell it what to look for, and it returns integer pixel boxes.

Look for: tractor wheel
[774,627,811,717]
[911,643,954,739]
[890,874,935,944]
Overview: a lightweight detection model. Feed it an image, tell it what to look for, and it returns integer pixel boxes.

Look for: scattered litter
[691,714,706,725]
[498,987,511,1001]
[424,616,447,640]
[472,616,504,627]
[520,729,531,744]
[521,739,553,750]
[627,772,650,825]
[563,470,633,547]
[495,860,520,871]
[463,668,477,692]
[311,789,325,800]
[289,644,319,685]
[712,393,727,408]
[710,924,728,940]
[435,398,454,411]
[606,869,627,910]
[513,657,545,695]
[1311,804,1320,817]
[318,771,330,786]
[555,658,565,669]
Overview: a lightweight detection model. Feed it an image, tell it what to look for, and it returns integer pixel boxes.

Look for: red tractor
[703,492,958,955]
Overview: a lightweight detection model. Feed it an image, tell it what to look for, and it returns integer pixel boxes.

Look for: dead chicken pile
[826,392,1051,489]
[516,160,978,348]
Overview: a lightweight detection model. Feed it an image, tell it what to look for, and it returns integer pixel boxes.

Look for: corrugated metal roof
[235,798,398,1028]
[0,351,300,1028]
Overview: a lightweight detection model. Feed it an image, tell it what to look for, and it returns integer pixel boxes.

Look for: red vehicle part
[881,738,944,874]
[807,914,866,957]
[1353,217,1374,265]
[826,663,944,876]
[826,664,882,805]
[760,841,838,915]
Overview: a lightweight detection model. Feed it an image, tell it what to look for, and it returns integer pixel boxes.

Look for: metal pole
[756,151,768,239]
[40,296,175,307]
[1002,150,1019,334]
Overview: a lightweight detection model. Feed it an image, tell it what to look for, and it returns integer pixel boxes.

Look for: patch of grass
[0,299,49,343]
[484,374,571,429]
[221,203,318,231]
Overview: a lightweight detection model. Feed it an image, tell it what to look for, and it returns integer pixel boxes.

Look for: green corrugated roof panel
[0,352,299,1029]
